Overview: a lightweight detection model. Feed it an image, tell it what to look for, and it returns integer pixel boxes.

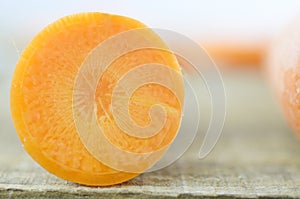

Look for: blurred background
[1,0,300,165]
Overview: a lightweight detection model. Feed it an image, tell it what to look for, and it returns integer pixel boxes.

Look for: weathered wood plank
[1,71,300,198]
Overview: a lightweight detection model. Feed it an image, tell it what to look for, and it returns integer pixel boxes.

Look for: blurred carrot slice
[268,17,300,137]
[204,41,267,68]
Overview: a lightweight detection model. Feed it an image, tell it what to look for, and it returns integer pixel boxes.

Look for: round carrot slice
[10,12,184,186]
[268,17,300,137]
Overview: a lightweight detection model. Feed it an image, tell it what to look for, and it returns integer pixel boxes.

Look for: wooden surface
[1,71,300,198]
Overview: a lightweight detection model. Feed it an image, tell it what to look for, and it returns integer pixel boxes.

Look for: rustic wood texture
[1,71,300,198]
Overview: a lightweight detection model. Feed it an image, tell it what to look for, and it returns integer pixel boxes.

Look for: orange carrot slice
[204,41,267,68]
[268,18,300,137]
[10,12,184,186]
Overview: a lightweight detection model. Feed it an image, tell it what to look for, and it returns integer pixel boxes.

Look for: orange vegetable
[204,41,267,68]
[10,12,184,186]
[268,18,300,137]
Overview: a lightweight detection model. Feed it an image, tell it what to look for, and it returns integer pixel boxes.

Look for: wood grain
[1,71,300,198]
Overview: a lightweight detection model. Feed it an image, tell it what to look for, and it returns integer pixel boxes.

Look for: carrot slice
[268,17,300,137]
[203,41,267,68]
[10,12,184,186]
